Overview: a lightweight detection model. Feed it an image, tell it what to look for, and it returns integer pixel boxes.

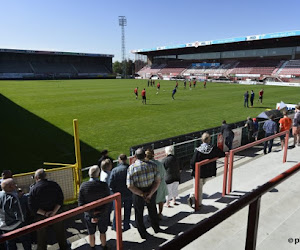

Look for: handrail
[194,153,229,210]
[159,162,300,250]
[194,156,220,210]
[227,130,289,194]
[0,193,123,250]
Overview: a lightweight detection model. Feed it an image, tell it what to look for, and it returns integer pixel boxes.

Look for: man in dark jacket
[28,169,69,250]
[162,146,180,207]
[78,165,110,249]
[109,154,132,231]
[188,132,225,208]
[0,178,31,250]
[221,120,234,150]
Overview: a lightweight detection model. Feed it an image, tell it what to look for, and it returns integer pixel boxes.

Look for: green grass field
[1,79,299,173]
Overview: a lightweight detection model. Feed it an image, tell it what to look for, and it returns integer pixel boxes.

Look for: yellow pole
[73,119,82,195]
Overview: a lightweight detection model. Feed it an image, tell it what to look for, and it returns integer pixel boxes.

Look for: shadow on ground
[0,94,100,173]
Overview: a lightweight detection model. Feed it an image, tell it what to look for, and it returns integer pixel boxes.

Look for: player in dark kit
[204,80,207,88]
[172,87,177,100]
[141,88,146,104]
[184,80,187,89]
[175,81,178,89]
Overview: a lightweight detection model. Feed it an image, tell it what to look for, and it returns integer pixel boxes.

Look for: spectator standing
[141,88,146,104]
[258,89,264,104]
[78,166,110,250]
[162,146,180,207]
[188,133,225,208]
[28,169,69,250]
[221,120,235,150]
[0,178,31,250]
[127,148,161,239]
[279,111,292,150]
[97,149,114,168]
[253,118,259,141]
[109,154,132,231]
[244,117,254,143]
[0,170,12,191]
[244,91,249,108]
[292,105,300,147]
[100,159,113,184]
[250,90,255,107]
[145,149,168,220]
[263,115,277,154]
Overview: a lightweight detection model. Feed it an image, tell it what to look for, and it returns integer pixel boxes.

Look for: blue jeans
[112,197,132,231]
[1,223,31,250]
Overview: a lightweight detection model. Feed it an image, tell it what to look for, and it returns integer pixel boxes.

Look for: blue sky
[0,0,299,62]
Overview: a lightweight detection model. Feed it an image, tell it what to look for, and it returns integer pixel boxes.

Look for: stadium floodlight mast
[119,16,127,79]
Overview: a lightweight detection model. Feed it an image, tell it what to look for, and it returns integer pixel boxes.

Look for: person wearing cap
[109,154,132,231]
[126,148,161,239]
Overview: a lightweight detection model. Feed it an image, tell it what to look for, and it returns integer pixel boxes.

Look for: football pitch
[1,79,299,173]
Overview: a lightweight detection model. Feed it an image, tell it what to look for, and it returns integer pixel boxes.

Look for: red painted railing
[159,162,300,250]
[0,193,123,250]
[226,130,289,195]
[194,153,229,211]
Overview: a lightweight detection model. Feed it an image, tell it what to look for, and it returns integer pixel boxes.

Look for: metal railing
[0,193,123,250]
[225,130,289,195]
[159,161,300,250]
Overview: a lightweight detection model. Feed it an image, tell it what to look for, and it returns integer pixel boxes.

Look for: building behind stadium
[0,48,114,80]
[133,30,300,85]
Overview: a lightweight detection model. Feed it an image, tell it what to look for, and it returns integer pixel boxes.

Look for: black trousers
[34,214,68,250]
[132,191,159,237]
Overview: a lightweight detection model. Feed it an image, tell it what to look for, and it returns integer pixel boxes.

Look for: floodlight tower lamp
[118,16,127,78]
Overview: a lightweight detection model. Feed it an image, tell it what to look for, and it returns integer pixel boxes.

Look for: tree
[113,61,122,75]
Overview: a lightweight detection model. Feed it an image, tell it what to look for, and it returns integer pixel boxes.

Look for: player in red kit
[141,88,146,104]
[134,87,138,99]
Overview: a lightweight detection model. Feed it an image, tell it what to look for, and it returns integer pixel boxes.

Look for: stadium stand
[0,49,114,79]
[158,61,190,78]
[276,59,300,76]
[136,64,166,78]
[0,60,33,73]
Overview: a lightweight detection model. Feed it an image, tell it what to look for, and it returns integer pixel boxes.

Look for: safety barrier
[225,130,289,195]
[159,162,300,250]
[194,155,228,211]
[0,193,123,250]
